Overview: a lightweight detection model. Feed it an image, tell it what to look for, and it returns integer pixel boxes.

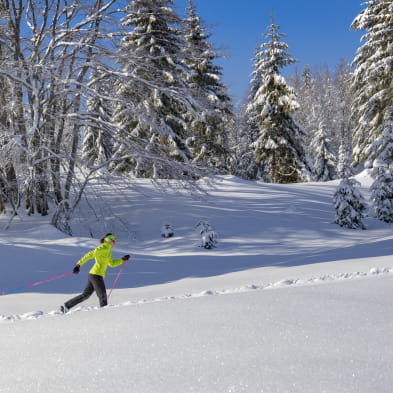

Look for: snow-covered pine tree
[196,220,217,249]
[248,40,265,103]
[370,170,393,223]
[182,0,233,171]
[351,0,393,168]
[310,121,336,181]
[161,223,174,238]
[246,18,311,183]
[333,177,367,229]
[111,0,202,179]
[236,42,265,180]
[319,70,338,148]
[364,112,393,169]
[231,103,259,179]
[351,0,393,222]
[337,139,353,179]
[307,68,339,164]
[368,114,393,222]
[292,65,313,136]
[334,58,354,169]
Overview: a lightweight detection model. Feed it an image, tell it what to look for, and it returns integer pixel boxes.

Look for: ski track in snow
[1,266,392,323]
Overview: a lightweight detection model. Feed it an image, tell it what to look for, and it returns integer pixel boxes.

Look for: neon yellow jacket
[76,243,123,278]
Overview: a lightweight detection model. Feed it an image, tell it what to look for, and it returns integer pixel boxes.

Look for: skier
[61,233,130,313]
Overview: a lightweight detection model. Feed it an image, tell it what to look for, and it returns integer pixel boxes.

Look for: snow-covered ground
[0,173,392,393]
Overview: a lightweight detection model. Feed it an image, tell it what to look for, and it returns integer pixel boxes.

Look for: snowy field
[0,173,393,393]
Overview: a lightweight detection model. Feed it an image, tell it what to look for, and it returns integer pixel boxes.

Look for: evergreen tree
[320,70,338,145]
[333,177,367,229]
[232,102,259,179]
[246,18,310,183]
[238,42,266,179]
[112,0,201,178]
[365,113,393,169]
[247,41,265,109]
[182,0,233,170]
[351,0,393,167]
[369,114,393,222]
[334,58,354,168]
[307,68,339,162]
[310,121,336,181]
[370,170,393,222]
[337,139,353,179]
[294,65,314,135]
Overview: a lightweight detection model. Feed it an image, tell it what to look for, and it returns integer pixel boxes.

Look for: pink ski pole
[107,259,127,300]
[1,271,74,296]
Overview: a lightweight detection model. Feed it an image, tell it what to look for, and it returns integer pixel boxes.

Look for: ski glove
[122,254,130,261]
[73,265,80,274]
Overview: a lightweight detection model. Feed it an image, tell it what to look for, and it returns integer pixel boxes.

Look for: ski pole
[107,259,127,300]
[1,271,74,296]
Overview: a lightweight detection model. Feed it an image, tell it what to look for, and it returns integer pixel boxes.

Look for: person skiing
[61,233,130,313]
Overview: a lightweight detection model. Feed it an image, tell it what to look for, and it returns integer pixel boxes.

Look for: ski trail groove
[1,266,392,323]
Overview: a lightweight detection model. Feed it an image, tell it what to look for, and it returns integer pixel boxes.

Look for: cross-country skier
[61,233,130,313]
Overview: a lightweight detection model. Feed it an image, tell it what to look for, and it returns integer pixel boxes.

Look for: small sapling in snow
[161,223,174,238]
[195,220,217,249]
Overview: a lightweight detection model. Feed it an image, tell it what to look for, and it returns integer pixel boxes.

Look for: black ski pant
[65,274,107,309]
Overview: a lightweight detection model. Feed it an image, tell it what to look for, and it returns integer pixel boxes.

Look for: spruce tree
[310,121,336,181]
[112,0,201,178]
[246,18,311,183]
[233,102,259,179]
[370,170,393,222]
[351,0,393,167]
[337,140,353,179]
[238,42,266,180]
[369,114,393,222]
[334,58,354,168]
[333,177,367,229]
[182,0,233,170]
[352,1,393,222]
[295,65,314,137]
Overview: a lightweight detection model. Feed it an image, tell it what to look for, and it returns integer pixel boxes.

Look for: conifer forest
[0,0,391,230]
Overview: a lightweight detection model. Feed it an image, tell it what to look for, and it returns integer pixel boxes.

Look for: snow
[1,174,393,392]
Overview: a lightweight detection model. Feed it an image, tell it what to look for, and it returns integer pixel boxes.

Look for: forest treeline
[0,0,390,231]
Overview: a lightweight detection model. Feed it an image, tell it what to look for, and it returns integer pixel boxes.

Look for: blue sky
[176,0,364,104]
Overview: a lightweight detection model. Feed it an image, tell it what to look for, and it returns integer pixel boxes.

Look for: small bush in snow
[196,221,217,249]
[333,178,367,229]
[161,223,174,238]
